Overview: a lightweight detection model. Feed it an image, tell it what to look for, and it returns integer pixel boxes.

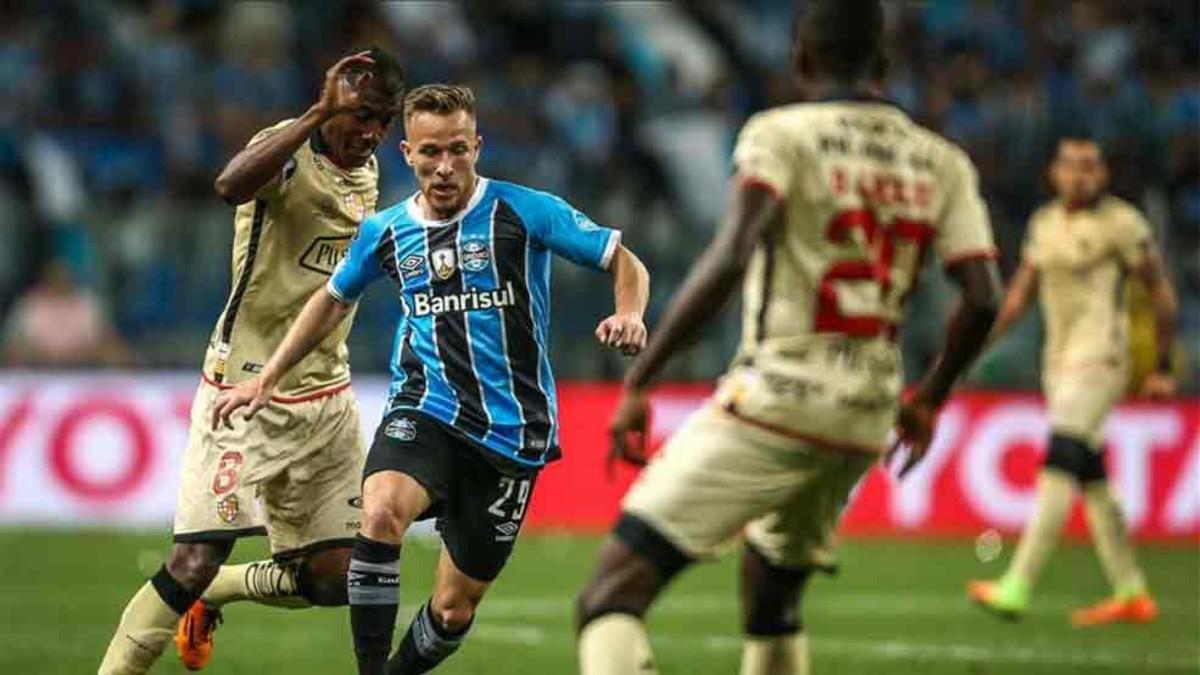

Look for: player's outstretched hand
[1140,372,1176,400]
[316,51,376,118]
[595,313,647,357]
[608,386,651,476]
[211,376,273,431]
[886,391,939,479]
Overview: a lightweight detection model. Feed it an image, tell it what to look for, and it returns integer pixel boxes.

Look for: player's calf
[298,546,352,606]
[167,541,235,594]
[350,471,432,675]
[98,542,233,674]
[739,543,813,675]
[388,548,488,674]
[576,514,692,675]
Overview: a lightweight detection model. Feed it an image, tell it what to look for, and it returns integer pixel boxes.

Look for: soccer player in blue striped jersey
[213,84,650,675]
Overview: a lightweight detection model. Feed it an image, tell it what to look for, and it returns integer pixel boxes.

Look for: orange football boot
[1071,594,1159,627]
[175,600,223,670]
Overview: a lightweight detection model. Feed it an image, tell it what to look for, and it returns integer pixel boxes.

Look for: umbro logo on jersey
[384,417,417,442]
[411,281,517,317]
[400,254,425,280]
[431,247,457,280]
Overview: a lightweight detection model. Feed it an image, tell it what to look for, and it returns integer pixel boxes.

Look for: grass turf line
[1,531,1195,674]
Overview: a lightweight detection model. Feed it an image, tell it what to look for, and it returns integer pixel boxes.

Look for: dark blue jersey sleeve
[328,214,386,302]
[529,192,621,271]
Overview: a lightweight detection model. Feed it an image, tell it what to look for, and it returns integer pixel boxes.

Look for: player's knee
[298,547,352,606]
[740,542,813,636]
[430,592,477,633]
[167,541,232,592]
[361,497,416,541]
[1045,433,1106,485]
[575,514,690,631]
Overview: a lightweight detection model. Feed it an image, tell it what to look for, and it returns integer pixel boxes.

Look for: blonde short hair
[403,84,476,122]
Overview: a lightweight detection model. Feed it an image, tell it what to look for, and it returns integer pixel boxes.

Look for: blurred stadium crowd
[0,1,1196,390]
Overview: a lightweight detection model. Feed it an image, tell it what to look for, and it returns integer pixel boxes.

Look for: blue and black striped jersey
[328,178,621,467]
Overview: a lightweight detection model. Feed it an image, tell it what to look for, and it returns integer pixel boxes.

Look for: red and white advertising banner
[0,374,1196,540]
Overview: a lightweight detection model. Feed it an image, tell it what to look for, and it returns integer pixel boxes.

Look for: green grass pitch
[2,530,1196,673]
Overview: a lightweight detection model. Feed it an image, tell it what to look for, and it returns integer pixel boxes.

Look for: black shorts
[364,410,539,582]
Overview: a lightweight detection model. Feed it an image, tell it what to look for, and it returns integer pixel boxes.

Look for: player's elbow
[213,171,250,205]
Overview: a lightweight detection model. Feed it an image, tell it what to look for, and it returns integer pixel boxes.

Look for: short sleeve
[1114,207,1152,269]
[935,151,997,266]
[245,120,299,200]
[732,112,793,198]
[328,215,386,303]
[1020,211,1044,269]
[531,194,621,270]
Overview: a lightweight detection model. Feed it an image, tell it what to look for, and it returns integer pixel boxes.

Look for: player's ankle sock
[202,559,310,608]
[387,600,472,674]
[740,633,809,675]
[1082,481,1148,599]
[349,535,401,675]
[578,613,658,675]
[98,566,199,674]
[1006,469,1075,588]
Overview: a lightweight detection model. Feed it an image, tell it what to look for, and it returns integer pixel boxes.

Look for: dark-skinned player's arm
[1136,243,1178,399]
[213,51,375,205]
[887,257,1002,477]
[595,245,651,356]
[987,260,1037,344]
[211,288,352,430]
[608,180,783,467]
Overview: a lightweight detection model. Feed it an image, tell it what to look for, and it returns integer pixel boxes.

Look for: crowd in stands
[1,0,1196,390]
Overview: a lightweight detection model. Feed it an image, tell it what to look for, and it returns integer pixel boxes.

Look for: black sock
[348,535,402,675]
[150,564,201,615]
[387,600,472,674]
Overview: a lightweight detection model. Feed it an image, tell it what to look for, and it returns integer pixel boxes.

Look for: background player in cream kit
[99,47,405,674]
[968,135,1178,626]
[576,2,1003,673]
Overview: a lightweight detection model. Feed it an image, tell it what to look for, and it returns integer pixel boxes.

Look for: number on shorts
[488,477,532,520]
[211,451,244,495]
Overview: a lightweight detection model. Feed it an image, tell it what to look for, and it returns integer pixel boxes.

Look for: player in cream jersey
[203,117,378,397]
[99,48,405,674]
[969,136,1178,626]
[576,3,1003,674]
[719,89,999,453]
